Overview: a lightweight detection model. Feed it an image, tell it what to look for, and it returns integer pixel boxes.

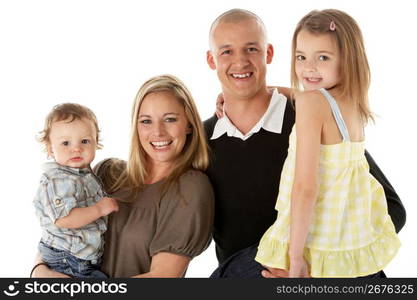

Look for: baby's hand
[96,197,119,217]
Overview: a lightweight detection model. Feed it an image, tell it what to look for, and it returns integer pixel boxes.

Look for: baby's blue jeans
[39,241,107,278]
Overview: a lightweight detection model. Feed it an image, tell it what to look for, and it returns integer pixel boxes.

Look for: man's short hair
[209,8,268,48]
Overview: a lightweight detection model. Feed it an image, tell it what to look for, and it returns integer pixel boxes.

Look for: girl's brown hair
[291,9,373,122]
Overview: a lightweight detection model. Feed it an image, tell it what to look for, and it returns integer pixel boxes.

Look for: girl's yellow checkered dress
[255,89,400,277]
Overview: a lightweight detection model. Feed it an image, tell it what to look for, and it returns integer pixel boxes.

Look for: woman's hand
[31,253,70,278]
[289,257,310,278]
[31,263,70,278]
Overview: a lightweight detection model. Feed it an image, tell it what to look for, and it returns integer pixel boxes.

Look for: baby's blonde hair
[291,9,374,123]
[37,103,102,153]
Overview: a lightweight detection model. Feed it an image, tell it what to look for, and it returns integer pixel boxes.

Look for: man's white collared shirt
[210,89,288,141]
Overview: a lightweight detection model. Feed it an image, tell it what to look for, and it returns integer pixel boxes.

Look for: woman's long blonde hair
[291,9,374,123]
[108,74,209,195]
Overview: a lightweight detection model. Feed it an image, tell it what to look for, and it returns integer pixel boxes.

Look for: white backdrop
[0,0,416,277]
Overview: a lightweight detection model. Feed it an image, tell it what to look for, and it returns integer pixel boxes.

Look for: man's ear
[266,43,274,64]
[207,50,217,70]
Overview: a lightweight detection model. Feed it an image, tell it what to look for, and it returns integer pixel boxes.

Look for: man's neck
[223,87,272,135]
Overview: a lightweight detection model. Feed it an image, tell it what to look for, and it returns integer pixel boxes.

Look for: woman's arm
[289,93,323,277]
[136,171,213,278]
[31,253,70,278]
[132,252,190,278]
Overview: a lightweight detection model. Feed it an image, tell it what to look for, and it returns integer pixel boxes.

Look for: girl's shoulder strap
[318,88,350,142]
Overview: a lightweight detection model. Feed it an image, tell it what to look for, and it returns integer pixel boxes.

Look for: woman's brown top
[94,158,214,277]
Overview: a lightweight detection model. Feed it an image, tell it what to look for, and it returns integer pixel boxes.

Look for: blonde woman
[33,74,214,278]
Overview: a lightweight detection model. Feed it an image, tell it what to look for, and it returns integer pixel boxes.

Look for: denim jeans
[39,241,107,278]
[210,244,387,278]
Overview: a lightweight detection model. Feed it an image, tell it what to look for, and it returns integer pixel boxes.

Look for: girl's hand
[215,93,224,119]
[289,258,310,278]
[214,87,294,119]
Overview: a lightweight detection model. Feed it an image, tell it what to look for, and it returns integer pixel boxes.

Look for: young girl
[255,9,400,278]
[33,103,118,278]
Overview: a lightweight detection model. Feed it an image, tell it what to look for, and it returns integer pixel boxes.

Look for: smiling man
[204,9,295,267]
[203,9,406,278]
[207,9,276,137]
